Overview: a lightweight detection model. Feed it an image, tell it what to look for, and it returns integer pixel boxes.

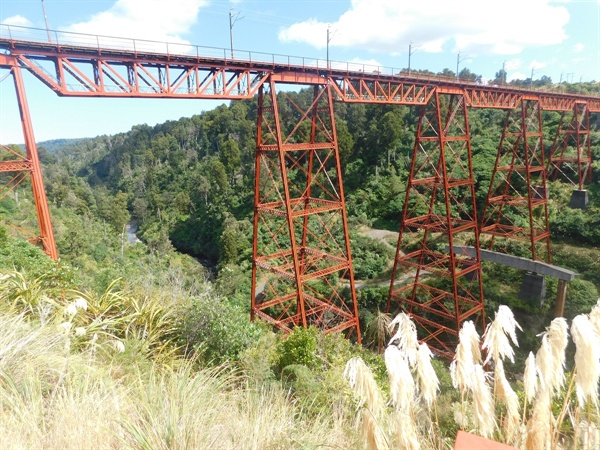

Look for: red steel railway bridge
[1,25,598,357]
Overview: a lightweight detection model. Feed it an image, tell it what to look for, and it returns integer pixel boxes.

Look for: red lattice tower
[386,90,485,359]
[547,101,593,189]
[480,99,551,263]
[250,78,361,341]
[0,57,57,259]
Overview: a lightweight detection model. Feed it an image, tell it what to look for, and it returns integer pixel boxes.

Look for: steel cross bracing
[1,29,599,354]
[547,102,593,189]
[480,99,552,263]
[386,92,486,359]
[1,33,599,109]
[250,81,361,341]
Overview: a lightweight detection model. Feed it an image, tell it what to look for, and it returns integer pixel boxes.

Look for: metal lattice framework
[250,79,360,340]
[480,99,551,263]
[1,25,599,352]
[386,91,485,358]
[0,56,57,259]
[547,102,593,189]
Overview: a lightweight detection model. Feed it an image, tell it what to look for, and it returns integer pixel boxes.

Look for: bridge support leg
[547,102,592,202]
[480,99,551,263]
[0,60,57,260]
[386,91,485,359]
[251,78,361,342]
[554,279,568,318]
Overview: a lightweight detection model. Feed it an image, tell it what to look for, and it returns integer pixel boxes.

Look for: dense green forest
[1,77,600,448]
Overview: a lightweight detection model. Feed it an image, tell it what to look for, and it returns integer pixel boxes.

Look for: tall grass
[0,310,365,449]
[346,302,600,450]
[0,269,364,449]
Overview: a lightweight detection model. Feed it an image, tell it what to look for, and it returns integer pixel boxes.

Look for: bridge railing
[1,24,598,98]
[0,24,393,73]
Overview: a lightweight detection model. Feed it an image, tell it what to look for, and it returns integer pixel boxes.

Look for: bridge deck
[1,24,599,110]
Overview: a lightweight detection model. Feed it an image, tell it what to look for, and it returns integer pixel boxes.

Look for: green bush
[177,294,264,364]
[275,326,319,372]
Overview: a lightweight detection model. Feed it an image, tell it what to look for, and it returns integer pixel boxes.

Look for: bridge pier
[548,102,592,195]
[570,189,589,210]
[518,272,546,305]
[480,98,551,263]
[0,56,57,260]
[387,91,485,359]
[250,79,361,342]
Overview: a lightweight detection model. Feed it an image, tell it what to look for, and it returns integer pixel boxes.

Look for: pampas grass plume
[416,342,439,407]
[482,304,521,364]
[526,390,552,450]
[471,364,496,439]
[523,351,538,404]
[494,359,520,440]
[390,411,420,450]
[344,357,385,417]
[571,314,600,408]
[388,312,419,366]
[536,317,568,394]
[590,299,600,334]
[384,345,415,412]
[360,408,389,450]
[451,320,481,392]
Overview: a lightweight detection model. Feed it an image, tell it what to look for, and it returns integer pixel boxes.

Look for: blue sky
[1,0,599,144]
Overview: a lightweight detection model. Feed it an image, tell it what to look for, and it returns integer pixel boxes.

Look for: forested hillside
[1,78,599,448]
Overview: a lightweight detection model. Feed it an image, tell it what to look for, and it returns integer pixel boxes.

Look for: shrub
[275,326,319,372]
[177,293,264,364]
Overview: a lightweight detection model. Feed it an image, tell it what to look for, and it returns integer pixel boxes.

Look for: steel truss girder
[0,36,599,109]
[547,102,593,189]
[250,78,361,341]
[480,99,551,263]
[13,53,269,99]
[386,92,485,359]
[0,60,57,260]
[329,76,436,105]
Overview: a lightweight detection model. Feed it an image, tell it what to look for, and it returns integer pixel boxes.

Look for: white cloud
[3,15,32,27]
[508,71,527,82]
[573,42,584,52]
[64,0,207,51]
[279,0,570,56]
[530,60,547,70]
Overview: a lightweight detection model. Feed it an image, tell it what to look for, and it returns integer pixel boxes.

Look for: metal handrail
[1,23,598,98]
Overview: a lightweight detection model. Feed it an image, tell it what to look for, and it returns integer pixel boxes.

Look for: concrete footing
[519,272,546,305]
[570,189,589,210]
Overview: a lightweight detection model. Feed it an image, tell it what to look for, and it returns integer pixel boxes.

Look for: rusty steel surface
[480,99,551,263]
[1,63,58,260]
[386,92,485,358]
[1,26,599,109]
[548,102,593,189]
[250,81,361,341]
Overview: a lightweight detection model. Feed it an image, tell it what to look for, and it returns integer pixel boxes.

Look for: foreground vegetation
[0,254,598,449]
